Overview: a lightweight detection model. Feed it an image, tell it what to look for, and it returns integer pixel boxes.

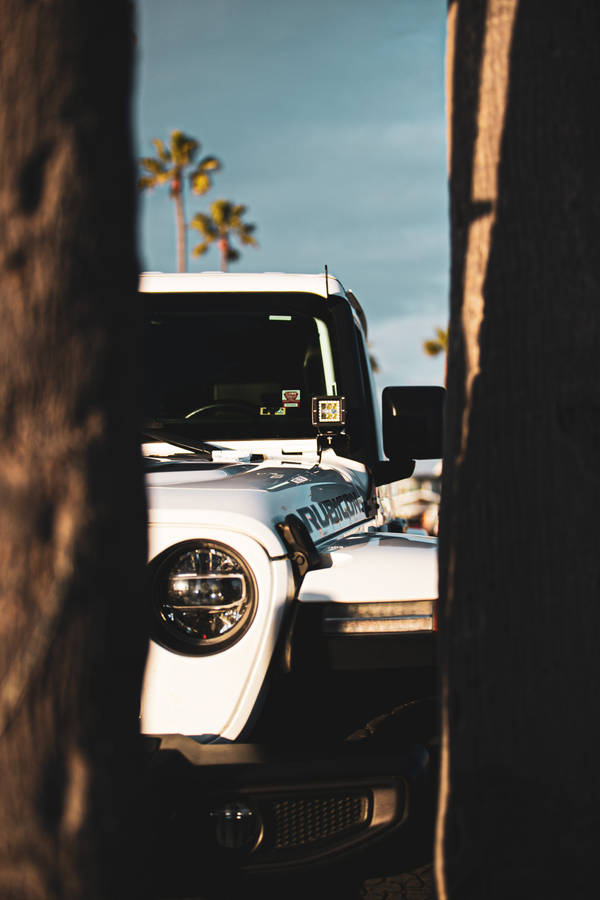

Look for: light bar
[322,600,436,635]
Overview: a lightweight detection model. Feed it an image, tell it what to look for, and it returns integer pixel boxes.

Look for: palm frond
[190,172,211,195]
[423,326,448,358]
[137,175,156,191]
[190,213,218,239]
[140,157,167,176]
[192,241,212,257]
[369,352,380,373]
[151,138,171,163]
[170,130,199,165]
[239,228,258,246]
[198,155,221,172]
[210,199,233,227]
[423,339,443,357]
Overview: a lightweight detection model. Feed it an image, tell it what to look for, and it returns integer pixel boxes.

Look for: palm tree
[191,200,258,271]
[437,3,600,898]
[368,344,380,373]
[138,131,221,272]
[424,325,448,386]
[423,325,448,358]
[0,1,148,894]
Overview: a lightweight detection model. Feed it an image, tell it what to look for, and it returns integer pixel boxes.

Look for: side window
[354,323,382,458]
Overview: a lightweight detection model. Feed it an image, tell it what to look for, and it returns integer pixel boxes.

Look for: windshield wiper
[142,427,227,460]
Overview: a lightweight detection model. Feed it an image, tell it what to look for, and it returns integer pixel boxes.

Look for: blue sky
[134,0,448,389]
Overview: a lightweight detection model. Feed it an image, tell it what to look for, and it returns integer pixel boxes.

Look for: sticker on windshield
[282,389,301,408]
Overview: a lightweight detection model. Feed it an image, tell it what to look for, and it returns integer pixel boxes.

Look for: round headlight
[150,541,257,655]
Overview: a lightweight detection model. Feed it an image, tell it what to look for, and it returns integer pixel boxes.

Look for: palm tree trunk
[219,236,228,272]
[437,1,600,898]
[174,187,186,273]
[0,2,147,897]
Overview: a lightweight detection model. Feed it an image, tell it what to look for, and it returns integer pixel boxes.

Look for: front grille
[272,793,368,849]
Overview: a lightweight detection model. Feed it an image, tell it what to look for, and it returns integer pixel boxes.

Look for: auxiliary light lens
[311,395,346,428]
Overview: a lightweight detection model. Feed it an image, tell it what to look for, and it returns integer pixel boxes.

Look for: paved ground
[229,862,435,900]
[178,871,434,900]
[213,862,434,900]
[360,864,434,899]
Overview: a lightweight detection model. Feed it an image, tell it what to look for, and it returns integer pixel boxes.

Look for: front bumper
[143,736,428,880]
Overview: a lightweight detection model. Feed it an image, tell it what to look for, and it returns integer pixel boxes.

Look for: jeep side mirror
[382,386,445,460]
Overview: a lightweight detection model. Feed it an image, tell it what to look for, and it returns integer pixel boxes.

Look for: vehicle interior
[143,292,339,440]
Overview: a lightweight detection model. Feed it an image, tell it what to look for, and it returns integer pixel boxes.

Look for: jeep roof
[139,271,347,300]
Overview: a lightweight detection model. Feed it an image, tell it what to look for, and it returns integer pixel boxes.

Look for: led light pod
[311,395,346,430]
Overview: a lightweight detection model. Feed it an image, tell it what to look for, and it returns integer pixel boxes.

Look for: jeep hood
[144,448,370,556]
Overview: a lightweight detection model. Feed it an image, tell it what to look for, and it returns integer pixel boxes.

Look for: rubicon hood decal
[296,490,364,535]
[146,455,370,547]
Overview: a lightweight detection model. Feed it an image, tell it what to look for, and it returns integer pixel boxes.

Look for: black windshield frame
[142,291,342,441]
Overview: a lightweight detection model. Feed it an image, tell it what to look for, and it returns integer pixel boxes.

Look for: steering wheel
[184,399,257,419]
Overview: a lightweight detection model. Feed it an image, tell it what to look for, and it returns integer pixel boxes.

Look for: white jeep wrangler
[140,271,443,876]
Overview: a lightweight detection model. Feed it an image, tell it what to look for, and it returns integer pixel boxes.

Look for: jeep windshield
[143,292,338,440]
